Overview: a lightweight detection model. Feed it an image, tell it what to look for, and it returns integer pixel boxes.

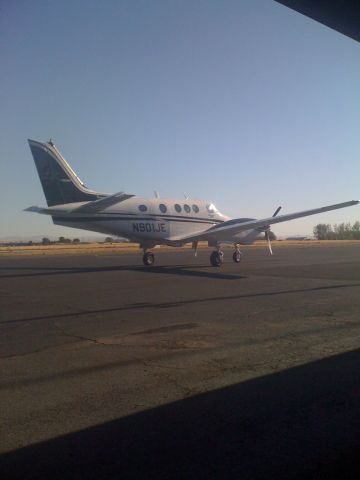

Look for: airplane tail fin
[28,139,104,207]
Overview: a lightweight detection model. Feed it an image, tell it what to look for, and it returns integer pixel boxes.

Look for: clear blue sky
[1,0,359,239]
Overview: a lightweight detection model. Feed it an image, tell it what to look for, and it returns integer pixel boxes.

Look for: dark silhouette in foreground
[2,349,360,479]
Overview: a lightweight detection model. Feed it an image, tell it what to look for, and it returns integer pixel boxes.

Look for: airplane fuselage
[50,197,260,246]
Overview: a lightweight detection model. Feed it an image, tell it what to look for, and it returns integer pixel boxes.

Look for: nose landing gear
[233,244,242,263]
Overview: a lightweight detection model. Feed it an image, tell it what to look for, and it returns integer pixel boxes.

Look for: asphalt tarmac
[1,244,360,479]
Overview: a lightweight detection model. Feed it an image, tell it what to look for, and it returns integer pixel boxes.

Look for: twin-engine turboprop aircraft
[26,139,359,266]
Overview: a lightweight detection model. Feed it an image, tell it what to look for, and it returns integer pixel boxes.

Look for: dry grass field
[1,240,359,256]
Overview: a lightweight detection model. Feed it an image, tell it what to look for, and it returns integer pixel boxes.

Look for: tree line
[313,222,360,240]
[42,237,80,244]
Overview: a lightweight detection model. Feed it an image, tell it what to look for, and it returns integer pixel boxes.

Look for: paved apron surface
[1,245,360,479]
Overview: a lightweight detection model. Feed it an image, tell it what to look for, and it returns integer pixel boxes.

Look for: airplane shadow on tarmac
[0,264,246,281]
[2,348,360,479]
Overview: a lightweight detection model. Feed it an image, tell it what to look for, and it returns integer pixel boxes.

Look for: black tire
[143,252,155,266]
[233,251,241,263]
[210,251,223,267]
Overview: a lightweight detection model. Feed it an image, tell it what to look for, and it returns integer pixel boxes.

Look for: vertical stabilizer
[28,139,104,206]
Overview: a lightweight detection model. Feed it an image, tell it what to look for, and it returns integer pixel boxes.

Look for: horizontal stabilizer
[23,206,63,215]
[71,192,135,213]
[24,206,45,213]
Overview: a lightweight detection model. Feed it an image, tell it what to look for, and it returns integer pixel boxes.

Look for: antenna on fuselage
[183,192,189,200]
[154,190,160,199]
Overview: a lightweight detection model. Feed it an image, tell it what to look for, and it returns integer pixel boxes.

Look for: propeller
[273,206,282,217]
[264,206,281,255]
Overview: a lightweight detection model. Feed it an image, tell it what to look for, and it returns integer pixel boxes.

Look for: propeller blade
[273,206,282,217]
[265,231,273,255]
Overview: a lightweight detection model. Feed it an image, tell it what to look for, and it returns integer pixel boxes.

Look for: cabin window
[192,204,199,213]
[138,204,147,212]
[184,204,191,213]
[159,203,167,213]
[174,204,182,213]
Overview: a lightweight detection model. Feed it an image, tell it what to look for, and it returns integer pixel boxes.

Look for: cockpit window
[206,203,217,213]
[138,204,147,212]
[206,203,226,218]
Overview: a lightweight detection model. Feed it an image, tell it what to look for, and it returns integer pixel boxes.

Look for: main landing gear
[210,250,223,267]
[143,251,155,266]
[209,244,242,267]
[141,243,157,266]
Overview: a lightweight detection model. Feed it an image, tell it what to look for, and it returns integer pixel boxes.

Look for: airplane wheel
[233,251,241,263]
[143,252,155,266]
[210,251,223,267]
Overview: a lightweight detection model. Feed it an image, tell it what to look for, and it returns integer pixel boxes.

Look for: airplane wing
[169,200,359,243]
[71,191,134,213]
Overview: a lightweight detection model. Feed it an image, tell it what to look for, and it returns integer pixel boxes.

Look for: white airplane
[26,139,359,267]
